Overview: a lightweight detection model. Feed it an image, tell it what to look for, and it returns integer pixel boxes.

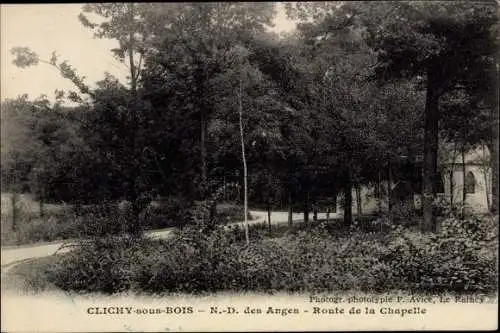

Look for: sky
[0,4,296,104]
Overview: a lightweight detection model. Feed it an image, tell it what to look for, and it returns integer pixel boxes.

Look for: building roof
[440,144,491,166]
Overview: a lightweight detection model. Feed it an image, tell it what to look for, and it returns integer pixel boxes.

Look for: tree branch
[38,59,96,100]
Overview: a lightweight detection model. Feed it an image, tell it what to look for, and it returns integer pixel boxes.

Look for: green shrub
[1,208,83,245]
[0,203,129,245]
[45,214,498,294]
[1,199,192,245]
[388,201,420,227]
[383,215,498,292]
[76,204,128,237]
[45,235,159,293]
[141,196,194,230]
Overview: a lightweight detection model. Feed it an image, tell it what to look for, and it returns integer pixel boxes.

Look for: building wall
[442,164,492,213]
[439,144,492,213]
[353,183,390,214]
[334,181,391,215]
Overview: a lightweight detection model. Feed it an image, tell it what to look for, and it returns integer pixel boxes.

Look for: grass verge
[1,255,62,295]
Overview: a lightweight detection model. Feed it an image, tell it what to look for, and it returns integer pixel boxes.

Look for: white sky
[0,3,296,104]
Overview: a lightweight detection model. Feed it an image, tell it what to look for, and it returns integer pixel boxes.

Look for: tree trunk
[332,192,337,213]
[449,145,458,211]
[74,200,83,217]
[377,170,382,214]
[130,198,142,236]
[462,145,467,205]
[39,190,45,220]
[126,3,142,236]
[127,4,137,93]
[303,191,309,224]
[355,184,362,217]
[343,179,353,228]
[223,174,227,202]
[326,208,330,223]
[194,56,207,199]
[238,77,249,246]
[209,199,217,228]
[11,192,18,232]
[481,143,491,210]
[201,108,208,194]
[126,148,143,236]
[267,197,271,231]
[449,167,454,211]
[288,190,293,226]
[388,161,393,211]
[489,63,499,213]
[490,136,499,213]
[126,175,142,235]
[421,71,440,232]
[488,62,499,213]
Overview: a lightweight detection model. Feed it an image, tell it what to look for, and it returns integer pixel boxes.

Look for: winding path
[1,210,340,273]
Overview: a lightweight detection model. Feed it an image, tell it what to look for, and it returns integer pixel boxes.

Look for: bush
[1,198,194,245]
[45,235,160,293]
[76,203,128,236]
[1,207,83,245]
[1,191,258,246]
[141,196,194,230]
[388,201,420,227]
[45,214,498,294]
[1,202,132,245]
[383,215,498,292]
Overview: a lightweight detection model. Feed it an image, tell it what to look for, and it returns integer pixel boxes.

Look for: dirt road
[1,210,340,271]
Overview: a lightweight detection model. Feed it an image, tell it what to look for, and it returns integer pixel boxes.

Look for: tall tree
[141,3,276,199]
[284,3,426,226]
[78,3,153,234]
[207,40,288,241]
[361,1,498,230]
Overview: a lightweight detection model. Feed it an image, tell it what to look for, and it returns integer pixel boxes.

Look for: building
[438,144,492,213]
[338,144,492,215]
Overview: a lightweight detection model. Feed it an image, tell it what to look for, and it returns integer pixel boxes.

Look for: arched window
[465,172,476,194]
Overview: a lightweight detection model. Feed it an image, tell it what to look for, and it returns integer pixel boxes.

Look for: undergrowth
[39,213,498,294]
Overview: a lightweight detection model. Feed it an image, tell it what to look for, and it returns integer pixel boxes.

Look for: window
[465,172,476,194]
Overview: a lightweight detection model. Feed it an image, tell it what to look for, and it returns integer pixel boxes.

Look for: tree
[206,40,288,242]
[283,3,426,227]
[492,62,499,213]
[238,73,249,245]
[439,67,499,212]
[11,4,169,234]
[1,96,39,230]
[1,95,91,225]
[245,30,320,224]
[141,3,276,200]
[361,1,498,230]
[78,3,153,234]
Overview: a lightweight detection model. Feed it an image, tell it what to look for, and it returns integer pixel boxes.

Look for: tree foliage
[7,1,498,239]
